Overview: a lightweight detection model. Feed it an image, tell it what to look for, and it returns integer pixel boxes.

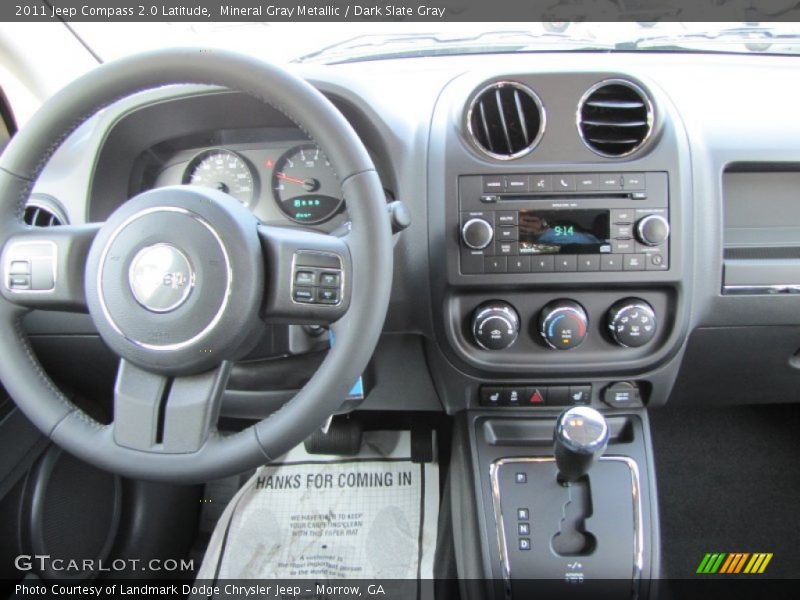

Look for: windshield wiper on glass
[293,30,615,64]
[624,26,800,54]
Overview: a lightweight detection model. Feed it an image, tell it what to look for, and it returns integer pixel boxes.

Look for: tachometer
[183,149,257,207]
[272,144,343,224]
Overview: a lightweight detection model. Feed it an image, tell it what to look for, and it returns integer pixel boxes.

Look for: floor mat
[649,404,800,579]
[197,431,439,581]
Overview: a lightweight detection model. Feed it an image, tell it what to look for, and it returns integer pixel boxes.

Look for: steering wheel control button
[295,270,316,286]
[472,301,520,350]
[128,244,194,313]
[291,253,344,307]
[539,300,589,350]
[603,381,642,408]
[608,299,658,347]
[293,287,315,303]
[4,241,56,292]
[317,288,340,304]
[319,272,340,287]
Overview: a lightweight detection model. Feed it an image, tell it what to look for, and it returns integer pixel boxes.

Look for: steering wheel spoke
[113,359,231,453]
[0,223,99,312]
[258,224,351,325]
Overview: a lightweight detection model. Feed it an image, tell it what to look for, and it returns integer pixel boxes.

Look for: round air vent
[466,81,545,160]
[578,79,653,158]
[24,196,67,227]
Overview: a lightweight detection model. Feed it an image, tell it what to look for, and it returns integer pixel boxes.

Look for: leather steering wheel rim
[0,49,393,482]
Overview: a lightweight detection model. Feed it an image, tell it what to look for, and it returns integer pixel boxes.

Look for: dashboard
[21,51,800,419]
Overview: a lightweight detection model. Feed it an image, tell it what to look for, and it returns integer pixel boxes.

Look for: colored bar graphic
[758,553,773,574]
[719,554,736,574]
[698,552,773,574]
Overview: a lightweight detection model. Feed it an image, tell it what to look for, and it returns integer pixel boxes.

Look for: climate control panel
[469,296,659,351]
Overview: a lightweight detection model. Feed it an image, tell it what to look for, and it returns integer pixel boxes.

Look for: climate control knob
[607,299,657,348]
[472,301,520,350]
[538,300,589,350]
[635,214,670,246]
[461,218,494,250]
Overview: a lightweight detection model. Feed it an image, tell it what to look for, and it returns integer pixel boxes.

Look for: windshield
[66,22,800,64]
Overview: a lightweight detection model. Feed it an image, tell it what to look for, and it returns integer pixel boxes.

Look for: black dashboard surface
[23,51,800,414]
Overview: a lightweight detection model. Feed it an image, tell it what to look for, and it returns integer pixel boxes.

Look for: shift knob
[554,406,609,484]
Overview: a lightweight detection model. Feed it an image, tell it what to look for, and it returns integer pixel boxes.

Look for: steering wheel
[0,49,393,483]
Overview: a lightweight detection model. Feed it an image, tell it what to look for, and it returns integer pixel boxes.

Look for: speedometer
[183,149,257,207]
[272,144,343,224]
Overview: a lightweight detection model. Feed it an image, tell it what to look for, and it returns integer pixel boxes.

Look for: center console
[427,69,692,598]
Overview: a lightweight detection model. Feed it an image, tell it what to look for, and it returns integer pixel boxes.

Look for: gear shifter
[554,406,609,484]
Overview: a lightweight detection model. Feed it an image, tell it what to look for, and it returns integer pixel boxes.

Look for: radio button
[577,255,600,271]
[577,174,598,191]
[647,253,668,270]
[623,254,646,271]
[612,239,635,254]
[601,254,623,271]
[496,211,518,225]
[555,255,578,272]
[530,255,555,272]
[497,226,518,241]
[623,173,646,190]
[508,256,531,273]
[530,174,552,192]
[612,224,634,239]
[599,174,623,190]
[483,176,504,193]
[485,257,508,273]
[636,214,670,246]
[554,174,576,191]
[506,175,528,193]
[611,209,634,224]
[462,217,494,250]
[497,242,519,255]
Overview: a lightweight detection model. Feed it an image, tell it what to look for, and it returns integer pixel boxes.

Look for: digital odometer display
[518,209,611,255]
[272,144,343,224]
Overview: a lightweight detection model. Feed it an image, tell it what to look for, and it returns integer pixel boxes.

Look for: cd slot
[497,193,636,202]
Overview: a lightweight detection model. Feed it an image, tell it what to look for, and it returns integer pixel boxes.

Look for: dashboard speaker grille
[578,80,653,157]
[467,81,544,160]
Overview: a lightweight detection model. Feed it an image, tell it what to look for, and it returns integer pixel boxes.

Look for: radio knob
[635,214,670,246]
[472,301,520,350]
[539,300,589,350]
[461,218,494,250]
[607,299,657,348]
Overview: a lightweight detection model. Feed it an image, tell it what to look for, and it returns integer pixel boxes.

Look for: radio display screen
[518,209,611,255]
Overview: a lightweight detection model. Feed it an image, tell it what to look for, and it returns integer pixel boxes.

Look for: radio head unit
[458,172,670,274]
